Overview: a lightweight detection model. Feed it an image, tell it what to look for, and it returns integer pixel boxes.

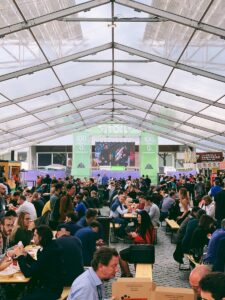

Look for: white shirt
[16,201,37,220]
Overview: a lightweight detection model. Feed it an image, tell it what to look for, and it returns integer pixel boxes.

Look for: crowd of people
[0,172,224,299]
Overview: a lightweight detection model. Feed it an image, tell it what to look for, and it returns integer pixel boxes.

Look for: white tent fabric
[0,0,225,152]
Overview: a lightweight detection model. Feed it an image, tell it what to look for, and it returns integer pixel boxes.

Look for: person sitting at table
[119,210,155,277]
[10,212,34,247]
[75,221,101,266]
[13,225,64,300]
[15,195,37,221]
[0,216,14,254]
[144,195,160,227]
[76,208,98,228]
[63,212,81,235]
[109,191,131,238]
[55,223,84,286]
[0,230,13,300]
[189,215,215,263]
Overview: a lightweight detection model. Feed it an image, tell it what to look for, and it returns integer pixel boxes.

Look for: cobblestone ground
[101,208,191,297]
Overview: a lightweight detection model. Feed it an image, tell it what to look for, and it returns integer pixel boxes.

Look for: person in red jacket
[130,210,155,244]
[119,210,155,277]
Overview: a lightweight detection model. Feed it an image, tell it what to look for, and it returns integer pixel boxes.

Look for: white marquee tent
[0,0,225,153]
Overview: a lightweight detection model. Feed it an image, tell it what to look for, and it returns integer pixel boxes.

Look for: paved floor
[101,208,191,297]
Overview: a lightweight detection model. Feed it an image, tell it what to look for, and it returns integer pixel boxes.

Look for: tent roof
[0,0,225,152]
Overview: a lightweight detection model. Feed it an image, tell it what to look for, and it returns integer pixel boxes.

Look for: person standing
[214,183,225,227]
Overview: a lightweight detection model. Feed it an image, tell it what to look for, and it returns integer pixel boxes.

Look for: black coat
[56,236,84,286]
[17,240,63,298]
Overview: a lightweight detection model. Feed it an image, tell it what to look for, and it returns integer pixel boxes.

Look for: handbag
[127,244,155,264]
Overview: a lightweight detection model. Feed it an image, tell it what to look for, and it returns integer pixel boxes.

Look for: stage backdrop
[72,124,158,183]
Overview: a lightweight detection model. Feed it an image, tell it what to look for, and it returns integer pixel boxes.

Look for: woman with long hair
[10,212,34,247]
[189,214,215,262]
[119,210,155,277]
[130,210,155,244]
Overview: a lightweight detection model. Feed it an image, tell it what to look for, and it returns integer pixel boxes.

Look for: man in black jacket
[56,224,84,286]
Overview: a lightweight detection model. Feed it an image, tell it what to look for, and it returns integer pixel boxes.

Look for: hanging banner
[140,132,158,184]
[72,132,91,179]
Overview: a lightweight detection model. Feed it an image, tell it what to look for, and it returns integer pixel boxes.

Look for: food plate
[0,265,20,277]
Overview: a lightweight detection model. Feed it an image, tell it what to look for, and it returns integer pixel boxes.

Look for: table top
[123,213,137,218]
[0,271,30,283]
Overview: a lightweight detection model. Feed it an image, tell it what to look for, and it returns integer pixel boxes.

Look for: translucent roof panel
[0,94,8,104]
[54,62,111,84]
[135,0,211,21]
[0,104,25,121]
[203,0,225,30]
[75,96,111,110]
[116,21,194,61]
[18,91,69,111]
[180,31,225,76]
[13,124,49,137]
[197,139,225,150]
[157,92,208,112]
[0,0,23,27]
[67,84,111,99]
[178,125,213,138]
[0,133,17,143]
[115,62,172,85]
[210,135,225,145]
[146,114,181,128]
[1,115,39,131]
[166,69,225,101]
[32,21,111,61]
[188,116,225,133]
[0,30,46,76]
[0,69,60,99]
[17,0,90,19]
[117,85,159,99]
[150,104,192,121]
[46,116,81,127]
[200,106,225,122]
[170,132,200,143]
[34,103,75,120]
[116,95,151,110]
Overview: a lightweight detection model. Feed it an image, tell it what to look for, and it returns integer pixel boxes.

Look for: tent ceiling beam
[115,0,225,39]
[114,87,225,125]
[115,115,223,152]
[115,43,225,83]
[114,71,225,108]
[114,98,221,136]
[0,0,110,37]
[0,72,112,108]
[0,43,112,83]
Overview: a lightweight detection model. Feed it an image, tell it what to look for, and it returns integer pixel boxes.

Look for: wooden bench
[135,264,152,280]
[110,223,120,229]
[58,286,70,300]
[110,222,121,243]
[165,218,180,243]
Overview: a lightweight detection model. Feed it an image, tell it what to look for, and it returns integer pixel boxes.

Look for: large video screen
[93,142,135,166]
